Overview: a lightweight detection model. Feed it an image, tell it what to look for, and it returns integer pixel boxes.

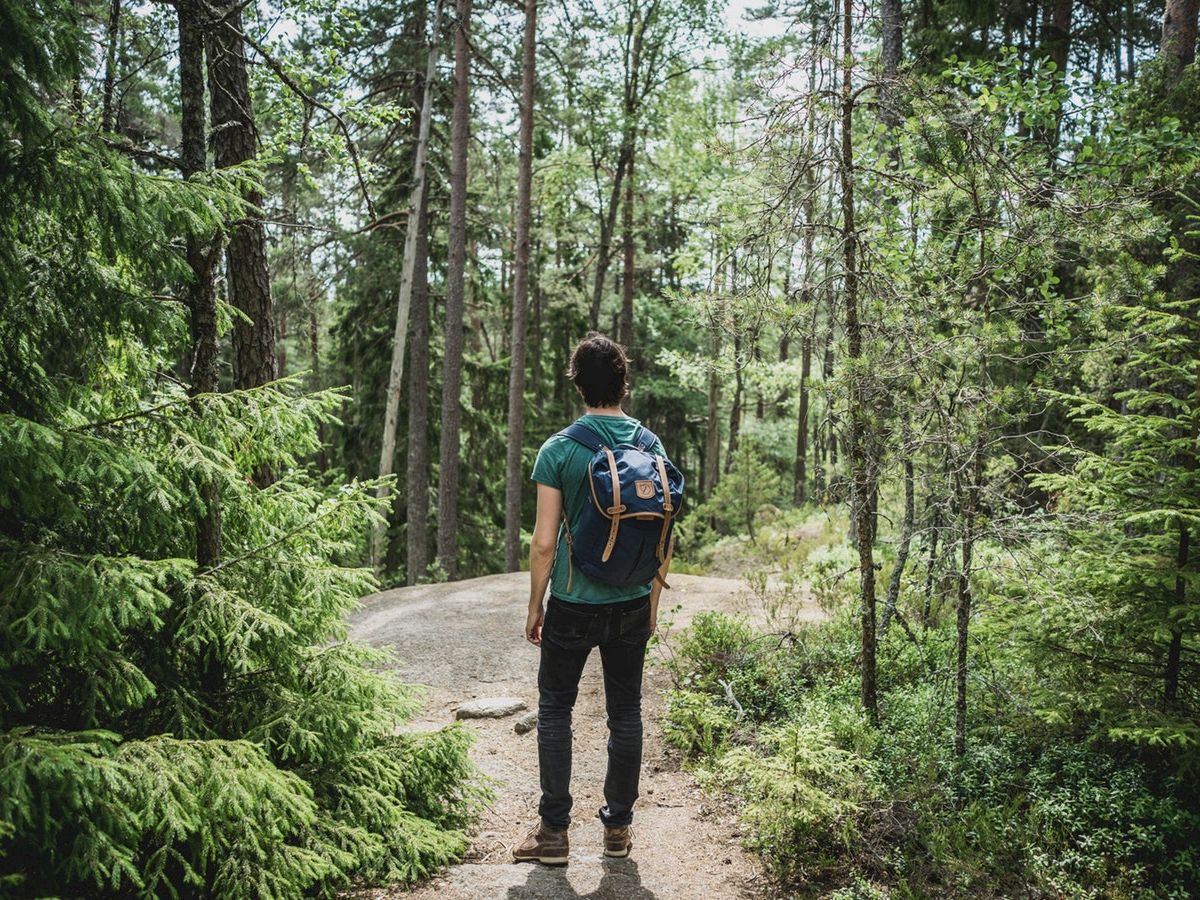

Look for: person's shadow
[505,858,657,899]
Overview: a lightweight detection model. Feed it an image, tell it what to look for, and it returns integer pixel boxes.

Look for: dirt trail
[347,572,819,900]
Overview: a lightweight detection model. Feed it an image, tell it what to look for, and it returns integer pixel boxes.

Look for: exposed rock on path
[347,572,819,899]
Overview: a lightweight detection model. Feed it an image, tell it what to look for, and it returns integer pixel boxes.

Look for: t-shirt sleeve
[531,436,564,489]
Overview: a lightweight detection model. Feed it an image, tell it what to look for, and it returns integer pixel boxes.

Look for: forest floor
[347,572,822,899]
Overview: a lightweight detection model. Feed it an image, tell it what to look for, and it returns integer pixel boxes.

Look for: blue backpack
[556,422,685,591]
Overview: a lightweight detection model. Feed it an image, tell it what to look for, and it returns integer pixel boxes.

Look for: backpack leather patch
[635,479,655,499]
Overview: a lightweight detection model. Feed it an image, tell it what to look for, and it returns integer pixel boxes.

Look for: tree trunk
[794,336,812,504]
[726,332,743,474]
[1161,0,1200,70]
[179,0,220,571]
[1037,0,1073,148]
[207,4,276,394]
[504,0,537,572]
[954,443,983,757]
[309,305,327,472]
[880,417,915,632]
[372,0,445,570]
[619,143,635,355]
[880,0,902,132]
[101,0,121,132]
[437,0,471,580]
[588,141,631,331]
[841,0,877,724]
[1165,521,1189,706]
[405,196,432,586]
[704,328,722,497]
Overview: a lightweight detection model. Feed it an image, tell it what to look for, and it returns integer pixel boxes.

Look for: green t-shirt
[530,413,666,604]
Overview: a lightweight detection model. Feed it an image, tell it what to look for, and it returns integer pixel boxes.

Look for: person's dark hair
[568,333,629,407]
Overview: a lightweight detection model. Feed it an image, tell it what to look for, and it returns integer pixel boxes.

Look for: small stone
[454,697,527,720]
[514,709,539,734]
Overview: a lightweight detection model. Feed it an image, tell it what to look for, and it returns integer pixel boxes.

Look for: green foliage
[0,4,486,893]
[663,609,1200,897]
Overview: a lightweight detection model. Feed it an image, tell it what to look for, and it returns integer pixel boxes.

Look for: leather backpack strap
[654,454,674,562]
[561,513,575,593]
[600,447,625,561]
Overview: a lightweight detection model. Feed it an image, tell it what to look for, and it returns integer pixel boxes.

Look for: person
[513,334,674,866]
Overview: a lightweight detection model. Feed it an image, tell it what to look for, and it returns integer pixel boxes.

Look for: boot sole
[603,846,632,858]
[513,854,569,865]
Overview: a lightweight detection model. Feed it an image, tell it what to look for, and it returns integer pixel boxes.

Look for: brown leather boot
[603,825,633,858]
[512,822,569,865]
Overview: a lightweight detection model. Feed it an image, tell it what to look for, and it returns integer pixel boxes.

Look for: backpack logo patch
[635,480,655,499]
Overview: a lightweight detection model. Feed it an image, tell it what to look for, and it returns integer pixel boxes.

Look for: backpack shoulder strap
[633,425,658,452]
[557,421,605,452]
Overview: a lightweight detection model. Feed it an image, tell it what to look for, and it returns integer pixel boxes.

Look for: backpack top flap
[557,422,684,516]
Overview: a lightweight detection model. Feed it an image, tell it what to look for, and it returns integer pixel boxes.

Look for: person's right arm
[526,482,562,646]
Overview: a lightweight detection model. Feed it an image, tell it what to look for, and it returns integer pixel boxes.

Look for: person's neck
[584,405,626,417]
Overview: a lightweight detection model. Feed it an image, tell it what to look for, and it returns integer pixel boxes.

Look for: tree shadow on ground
[506,858,657,899]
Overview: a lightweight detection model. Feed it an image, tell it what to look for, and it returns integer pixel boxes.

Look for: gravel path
[346,572,819,899]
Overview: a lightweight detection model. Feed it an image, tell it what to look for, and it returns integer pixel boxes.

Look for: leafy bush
[663,609,1200,898]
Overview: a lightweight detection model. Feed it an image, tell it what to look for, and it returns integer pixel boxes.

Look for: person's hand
[649,597,659,638]
[525,605,544,646]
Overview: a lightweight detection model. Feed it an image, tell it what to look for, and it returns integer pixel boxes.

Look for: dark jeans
[537,593,652,831]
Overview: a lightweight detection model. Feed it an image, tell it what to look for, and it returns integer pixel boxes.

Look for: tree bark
[207,3,276,394]
[437,0,471,580]
[504,0,537,572]
[179,0,221,570]
[880,0,902,132]
[619,142,635,358]
[704,328,722,497]
[725,331,743,475]
[841,0,878,724]
[1165,521,1189,706]
[1161,0,1200,70]
[588,141,632,331]
[880,417,915,632]
[794,336,812,504]
[954,442,983,757]
[405,198,432,585]
[101,0,121,132]
[372,0,445,571]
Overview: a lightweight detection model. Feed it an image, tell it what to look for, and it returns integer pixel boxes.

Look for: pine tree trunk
[954,443,983,757]
[405,193,432,584]
[1165,522,1189,706]
[704,328,722,497]
[794,336,811,504]
[588,141,631,331]
[726,332,743,475]
[309,305,327,472]
[1161,0,1199,69]
[880,0,902,131]
[438,0,471,580]
[207,5,276,394]
[504,0,537,572]
[619,145,635,355]
[101,0,121,132]
[881,417,915,632]
[179,0,220,571]
[372,0,445,571]
[841,0,877,725]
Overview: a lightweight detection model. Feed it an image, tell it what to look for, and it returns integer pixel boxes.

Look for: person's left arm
[526,482,562,646]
